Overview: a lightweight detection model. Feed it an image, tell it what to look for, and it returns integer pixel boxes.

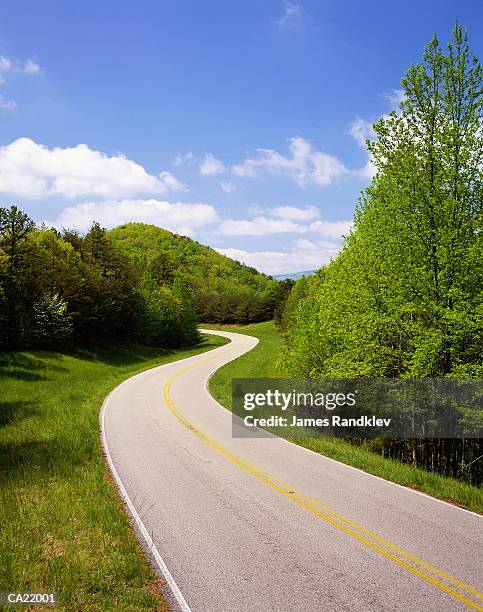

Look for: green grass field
[0,334,228,611]
[203,321,282,409]
[203,322,483,514]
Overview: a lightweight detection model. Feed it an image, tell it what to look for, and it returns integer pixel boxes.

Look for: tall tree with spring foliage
[364,23,483,376]
[283,24,482,380]
[280,24,482,482]
[0,206,36,347]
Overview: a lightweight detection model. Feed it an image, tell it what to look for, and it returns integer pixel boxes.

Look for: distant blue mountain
[273,269,316,281]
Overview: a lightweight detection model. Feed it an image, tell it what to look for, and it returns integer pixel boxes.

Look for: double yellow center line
[163,349,483,610]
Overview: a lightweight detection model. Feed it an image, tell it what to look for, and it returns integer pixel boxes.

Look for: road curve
[102,330,482,612]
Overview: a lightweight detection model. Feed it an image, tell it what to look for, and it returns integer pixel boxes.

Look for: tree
[283,24,482,380]
[74,223,143,342]
[280,276,309,334]
[273,279,295,327]
[0,212,206,350]
[32,293,73,346]
[172,274,200,346]
[280,24,482,482]
[150,251,176,285]
[0,206,36,347]
[366,23,482,376]
[138,274,183,347]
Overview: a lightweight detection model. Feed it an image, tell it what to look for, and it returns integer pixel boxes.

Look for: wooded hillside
[0,213,282,350]
[109,223,278,323]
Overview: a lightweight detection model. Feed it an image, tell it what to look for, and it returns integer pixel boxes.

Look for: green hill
[109,223,278,323]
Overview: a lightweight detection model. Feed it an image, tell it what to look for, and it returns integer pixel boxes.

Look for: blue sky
[0,0,481,274]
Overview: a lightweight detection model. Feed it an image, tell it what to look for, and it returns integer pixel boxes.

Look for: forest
[280,25,482,484]
[109,222,278,324]
[0,212,282,351]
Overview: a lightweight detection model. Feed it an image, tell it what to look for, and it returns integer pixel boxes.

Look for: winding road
[101,329,483,611]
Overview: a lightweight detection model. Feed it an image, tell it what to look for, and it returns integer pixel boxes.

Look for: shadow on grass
[67,336,216,366]
[71,345,175,366]
[0,438,80,481]
[0,401,37,428]
[0,352,67,381]
[0,336,218,371]
[1,370,48,381]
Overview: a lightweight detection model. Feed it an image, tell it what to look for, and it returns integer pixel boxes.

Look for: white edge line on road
[201,329,482,519]
[278,434,482,519]
[100,380,192,612]
[98,327,479,612]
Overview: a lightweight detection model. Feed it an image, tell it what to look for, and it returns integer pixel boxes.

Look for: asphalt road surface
[102,330,483,611]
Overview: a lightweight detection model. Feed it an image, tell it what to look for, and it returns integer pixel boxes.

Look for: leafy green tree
[150,251,177,285]
[278,276,307,332]
[365,23,483,376]
[138,273,182,346]
[32,293,73,346]
[273,279,295,327]
[172,274,200,346]
[280,24,482,482]
[283,24,482,379]
[0,212,208,350]
[0,206,36,347]
[73,223,143,342]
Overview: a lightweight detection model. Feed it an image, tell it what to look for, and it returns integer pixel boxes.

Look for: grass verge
[203,321,282,409]
[203,321,483,514]
[0,334,228,611]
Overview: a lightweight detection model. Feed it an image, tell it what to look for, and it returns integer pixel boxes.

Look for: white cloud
[0,55,40,75]
[0,94,16,111]
[46,199,219,234]
[0,56,12,71]
[349,89,406,178]
[173,151,195,166]
[199,153,226,176]
[293,238,318,250]
[348,119,378,179]
[219,180,235,193]
[0,138,185,199]
[218,206,349,238]
[232,136,346,187]
[218,216,306,236]
[384,88,405,107]
[358,159,376,179]
[217,244,337,276]
[271,204,319,221]
[24,59,40,74]
[309,219,352,238]
[0,55,40,109]
[294,237,340,250]
[276,2,303,30]
[348,118,375,149]
[218,207,351,239]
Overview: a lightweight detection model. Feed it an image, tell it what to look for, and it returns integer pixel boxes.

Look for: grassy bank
[203,321,282,409]
[204,322,483,514]
[0,334,228,611]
